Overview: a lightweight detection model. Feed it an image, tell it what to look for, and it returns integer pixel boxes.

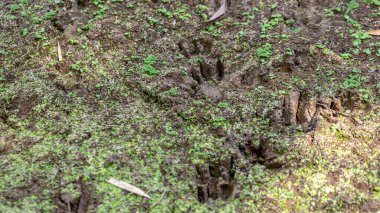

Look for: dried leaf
[367,30,380,36]
[107,178,151,199]
[208,0,226,22]
[57,42,63,61]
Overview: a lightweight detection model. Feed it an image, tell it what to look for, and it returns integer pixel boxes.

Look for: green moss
[0,0,379,211]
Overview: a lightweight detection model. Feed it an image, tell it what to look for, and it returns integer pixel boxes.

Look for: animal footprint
[178,37,225,84]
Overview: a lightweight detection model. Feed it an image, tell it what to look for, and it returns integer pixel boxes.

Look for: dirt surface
[0,0,379,212]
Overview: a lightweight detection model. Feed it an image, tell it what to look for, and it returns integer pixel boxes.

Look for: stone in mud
[297,95,317,124]
[283,91,300,126]
[161,72,197,95]
[229,72,243,86]
[180,76,197,95]
[198,83,222,102]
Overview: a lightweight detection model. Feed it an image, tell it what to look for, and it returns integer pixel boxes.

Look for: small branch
[207,0,226,22]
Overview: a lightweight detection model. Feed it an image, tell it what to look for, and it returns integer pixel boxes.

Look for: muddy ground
[0,0,379,212]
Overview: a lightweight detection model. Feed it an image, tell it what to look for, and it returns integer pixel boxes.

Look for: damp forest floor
[0,0,380,212]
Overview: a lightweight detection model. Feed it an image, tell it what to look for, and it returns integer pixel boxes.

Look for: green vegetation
[261,14,283,35]
[0,0,379,212]
[167,87,178,96]
[256,43,272,61]
[142,55,160,75]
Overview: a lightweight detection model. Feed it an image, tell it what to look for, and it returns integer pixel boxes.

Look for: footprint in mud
[195,134,283,203]
[51,0,90,33]
[177,37,225,102]
[56,178,93,213]
[268,89,363,133]
[178,37,225,83]
[237,132,283,171]
[195,157,235,203]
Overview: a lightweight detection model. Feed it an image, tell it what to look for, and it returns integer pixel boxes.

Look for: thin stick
[57,42,63,61]
[107,178,151,199]
[207,0,226,22]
